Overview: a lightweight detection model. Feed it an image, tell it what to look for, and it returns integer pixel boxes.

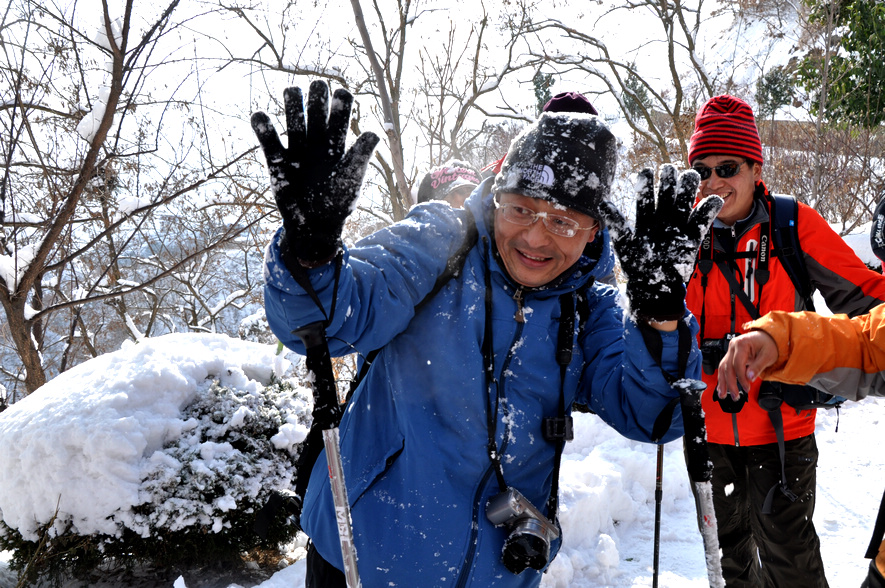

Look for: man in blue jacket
[252,81,722,588]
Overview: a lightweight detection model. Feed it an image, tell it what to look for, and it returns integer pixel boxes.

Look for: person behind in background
[719,202,885,588]
[415,159,481,208]
[251,80,721,587]
[481,91,599,178]
[683,94,885,587]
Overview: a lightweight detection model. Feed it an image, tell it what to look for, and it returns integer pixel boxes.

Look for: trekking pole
[652,444,664,588]
[294,321,361,588]
[675,378,725,588]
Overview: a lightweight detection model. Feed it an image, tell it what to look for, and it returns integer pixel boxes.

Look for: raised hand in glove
[251,81,380,268]
[600,164,723,322]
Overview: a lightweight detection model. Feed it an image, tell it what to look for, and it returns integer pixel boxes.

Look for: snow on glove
[251,81,380,268]
[600,165,723,322]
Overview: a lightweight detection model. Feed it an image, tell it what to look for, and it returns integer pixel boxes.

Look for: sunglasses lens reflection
[693,162,743,180]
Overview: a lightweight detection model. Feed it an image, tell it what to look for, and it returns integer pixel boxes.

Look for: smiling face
[693,154,762,226]
[493,192,599,288]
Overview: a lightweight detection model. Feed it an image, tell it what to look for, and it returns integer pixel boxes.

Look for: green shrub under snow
[0,333,313,584]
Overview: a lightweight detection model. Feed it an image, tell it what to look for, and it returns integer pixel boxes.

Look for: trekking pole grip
[674,378,725,588]
[675,379,712,483]
[293,321,343,430]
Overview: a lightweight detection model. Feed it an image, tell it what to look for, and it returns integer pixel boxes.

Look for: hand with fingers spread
[715,330,779,401]
[251,81,380,268]
[600,164,723,323]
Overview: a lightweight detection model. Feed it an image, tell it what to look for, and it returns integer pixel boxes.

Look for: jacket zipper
[513,287,526,323]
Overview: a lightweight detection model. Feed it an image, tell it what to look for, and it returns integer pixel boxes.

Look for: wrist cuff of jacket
[279,230,340,271]
[628,287,686,323]
[634,309,686,322]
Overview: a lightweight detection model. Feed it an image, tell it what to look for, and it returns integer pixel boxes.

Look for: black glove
[251,81,380,268]
[600,164,723,322]
[871,195,885,263]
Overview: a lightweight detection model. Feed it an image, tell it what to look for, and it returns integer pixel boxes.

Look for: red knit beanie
[688,95,763,166]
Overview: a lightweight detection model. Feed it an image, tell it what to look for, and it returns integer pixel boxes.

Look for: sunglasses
[692,160,747,181]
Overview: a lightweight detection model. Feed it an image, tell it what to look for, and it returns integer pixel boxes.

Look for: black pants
[863,560,885,588]
[862,540,885,588]
[306,541,347,588]
[708,434,828,588]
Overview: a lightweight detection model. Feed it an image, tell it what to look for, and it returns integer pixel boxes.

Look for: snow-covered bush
[134,378,308,536]
[0,333,312,582]
[238,308,279,345]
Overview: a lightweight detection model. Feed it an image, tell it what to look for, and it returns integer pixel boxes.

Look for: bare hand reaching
[716,330,779,401]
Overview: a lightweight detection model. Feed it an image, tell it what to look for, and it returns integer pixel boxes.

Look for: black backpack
[767,193,846,410]
[752,194,846,514]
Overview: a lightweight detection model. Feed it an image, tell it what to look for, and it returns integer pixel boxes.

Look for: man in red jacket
[684,95,885,587]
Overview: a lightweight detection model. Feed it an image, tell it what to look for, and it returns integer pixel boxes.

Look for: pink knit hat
[688,95,763,165]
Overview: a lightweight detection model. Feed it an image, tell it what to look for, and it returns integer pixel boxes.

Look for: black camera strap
[699,229,768,323]
[480,260,580,520]
[715,259,761,321]
[545,291,582,518]
[481,258,508,493]
[709,252,800,508]
[761,407,799,514]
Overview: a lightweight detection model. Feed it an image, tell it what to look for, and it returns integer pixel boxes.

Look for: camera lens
[501,518,550,574]
[713,383,748,413]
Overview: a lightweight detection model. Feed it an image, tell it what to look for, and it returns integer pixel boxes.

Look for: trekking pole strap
[638,319,693,443]
[291,321,345,502]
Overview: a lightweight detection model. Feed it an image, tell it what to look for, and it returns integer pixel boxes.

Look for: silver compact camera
[486,487,560,574]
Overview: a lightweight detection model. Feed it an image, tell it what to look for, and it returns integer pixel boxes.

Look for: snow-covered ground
[249,398,884,588]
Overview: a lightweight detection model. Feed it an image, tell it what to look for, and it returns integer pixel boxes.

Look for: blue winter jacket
[263,182,701,587]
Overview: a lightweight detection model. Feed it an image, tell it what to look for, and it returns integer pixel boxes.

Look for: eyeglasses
[692,160,747,181]
[495,201,598,238]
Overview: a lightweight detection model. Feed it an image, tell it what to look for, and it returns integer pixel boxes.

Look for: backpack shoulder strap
[768,193,816,311]
[416,208,479,311]
[349,209,480,397]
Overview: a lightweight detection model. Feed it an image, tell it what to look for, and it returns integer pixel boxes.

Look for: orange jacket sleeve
[747,304,885,401]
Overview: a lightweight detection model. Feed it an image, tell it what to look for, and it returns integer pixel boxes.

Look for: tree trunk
[0,295,46,393]
[349,0,411,220]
